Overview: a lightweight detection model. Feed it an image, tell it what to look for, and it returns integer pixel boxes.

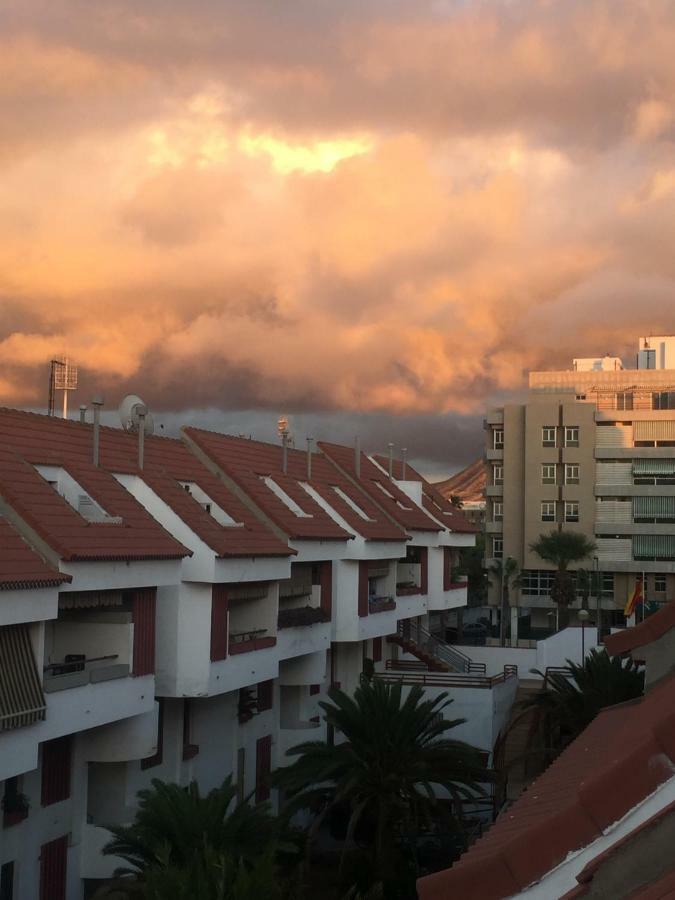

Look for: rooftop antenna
[48,357,78,418]
[401,447,407,480]
[388,443,394,478]
[306,436,314,481]
[354,436,361,478]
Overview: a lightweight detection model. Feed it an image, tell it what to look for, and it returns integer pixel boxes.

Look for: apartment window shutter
[419,547,428,595]
[358,561,369,617]
[634,420,675,441]
[210,585,229,661]
[633,535,675,560]
[141,699,164,770]
[320,561,333,616]
[257,680,274,712]
[0,624,46,731]
[39,834,68,900]
[633,496,675,518]
[372,637,383,663]
[255,735,272,802]
[41,736,71,807]
[443,548,452,591]
[632,459,675,476]
[132,588,156,676]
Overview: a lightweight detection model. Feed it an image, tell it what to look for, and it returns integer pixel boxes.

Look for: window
[493,465,503,485]
[492,538,503,559]
[616,392,633,410]
[565,463,580,485]
[542,426,556,447]
[564,501,579,522]
[655,574,667,593]
[493,429,504,449]
[520,570,555,596]
[652,391,675,410]
[541,501,556,522]
[602,573,614,596]
[41,737,71,807]
[541,463,556,485]
[493,501,503,521]
[565,426,579,447]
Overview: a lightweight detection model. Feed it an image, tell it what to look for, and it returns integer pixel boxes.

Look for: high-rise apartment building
[485,335,675,643]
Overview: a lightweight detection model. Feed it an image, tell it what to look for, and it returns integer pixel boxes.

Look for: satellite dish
[118,394,155,435]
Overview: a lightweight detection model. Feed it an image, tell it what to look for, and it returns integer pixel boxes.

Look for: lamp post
[593,555,601,644]
[578,608,590,660]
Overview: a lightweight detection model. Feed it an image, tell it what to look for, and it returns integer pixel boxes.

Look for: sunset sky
[2,0,675,474]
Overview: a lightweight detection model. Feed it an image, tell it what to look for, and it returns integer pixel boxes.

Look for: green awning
[632,459,675,476]
[633,534,675,559]
[633,496,675,518]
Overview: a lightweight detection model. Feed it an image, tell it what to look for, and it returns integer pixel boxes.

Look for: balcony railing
[382,660,518,689]
[368,595,396,614]
[278,606,330,629]
[43,655,129,693]
[228,628,276,655]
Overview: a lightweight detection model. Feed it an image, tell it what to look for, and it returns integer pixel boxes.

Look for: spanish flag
[624,576,644,618]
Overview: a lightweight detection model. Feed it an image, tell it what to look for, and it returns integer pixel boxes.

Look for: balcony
[226,586,277,656]
[396,562,422,596]
[277,579,331,662]
[43,615,133,693]
[368,595,396,614]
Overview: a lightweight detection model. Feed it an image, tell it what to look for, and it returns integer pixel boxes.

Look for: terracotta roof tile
[184,429,406,542]
[418,673,675,900]
[0,408,286,562]
[372,455,477,534]
[319,443,440,533]
[605,602,675,657]
[0,516,70,589]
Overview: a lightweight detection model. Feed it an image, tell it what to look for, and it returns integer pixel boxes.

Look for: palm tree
[523,648,644,760]
[273,679,490,896]
[100,777,294,899]
[529,530,597,629]
[488,557,520,646]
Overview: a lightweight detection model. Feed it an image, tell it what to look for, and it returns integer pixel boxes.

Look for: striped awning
[0,624,46,731]
[633,534,675,559]
[634,420,675,441]
[632,459,675,476]
[633,496,675,518]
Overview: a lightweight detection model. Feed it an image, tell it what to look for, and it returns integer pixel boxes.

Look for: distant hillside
[434,459,485,504]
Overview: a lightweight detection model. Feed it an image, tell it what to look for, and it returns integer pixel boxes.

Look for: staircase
[388,620,486,675]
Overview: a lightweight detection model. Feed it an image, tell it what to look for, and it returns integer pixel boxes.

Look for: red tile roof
[630,869,675,899]
[418,672,675,900]
[0,408,285,562]
[184,430,406,543]
[562,800,675,899]
[0,516,70,590]
[319,443,441,533]
[372,455,477,534]
[604,602,675,657]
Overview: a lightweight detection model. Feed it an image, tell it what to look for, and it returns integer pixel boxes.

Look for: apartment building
[485,335,675,643]
[0,407,475,900]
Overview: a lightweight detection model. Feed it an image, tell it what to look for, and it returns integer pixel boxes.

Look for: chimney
[354,436,361,478]
[282,430,289,474]
[91,397,104,466]
[137,404,148,470]
[306,436,314,481]
[79,404,87,424]
[388,442,394,478]
[401,447,407,480]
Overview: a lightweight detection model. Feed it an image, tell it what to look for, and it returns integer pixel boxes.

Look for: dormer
[34,465,123,524]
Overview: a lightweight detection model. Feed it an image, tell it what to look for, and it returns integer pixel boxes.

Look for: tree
[523,648,644,760]
[273,679,490,897]
[101,777,296,900]
[488,557,520,646]
[529,530,597,629]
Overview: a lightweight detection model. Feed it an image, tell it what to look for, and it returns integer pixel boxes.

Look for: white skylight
[331,485,373,521]
[373,480,412,510]
[261,476,312,518]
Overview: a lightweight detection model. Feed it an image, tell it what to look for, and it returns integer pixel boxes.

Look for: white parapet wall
[457,627,600,679]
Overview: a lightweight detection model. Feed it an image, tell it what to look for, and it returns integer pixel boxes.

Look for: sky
[2,0,675,476]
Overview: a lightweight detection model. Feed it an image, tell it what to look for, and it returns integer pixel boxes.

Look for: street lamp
[578,608,590,660]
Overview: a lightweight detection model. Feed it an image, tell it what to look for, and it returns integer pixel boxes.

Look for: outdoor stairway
[387,620,486,675]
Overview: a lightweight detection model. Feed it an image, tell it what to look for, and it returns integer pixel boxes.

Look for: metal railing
[396,621,486,674]
[382,661,518,690]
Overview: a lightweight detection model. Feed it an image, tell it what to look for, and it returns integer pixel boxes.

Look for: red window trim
[41,736,71,807]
